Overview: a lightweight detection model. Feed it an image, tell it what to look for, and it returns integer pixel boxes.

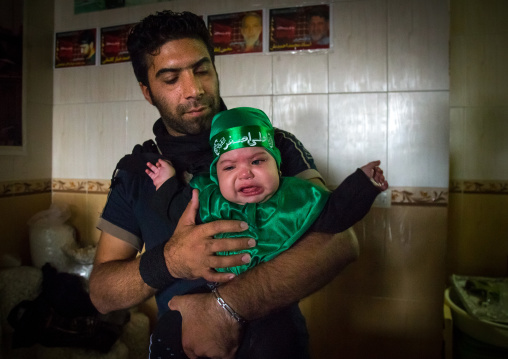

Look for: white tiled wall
[52,0,450,190]
[449,0,508,183]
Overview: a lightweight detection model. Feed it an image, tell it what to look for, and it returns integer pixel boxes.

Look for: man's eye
[164,78,178,85]
[194,65,209,74]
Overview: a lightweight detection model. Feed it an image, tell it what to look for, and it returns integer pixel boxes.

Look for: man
[89,10,384,359]
[240,12,262,52]
[79,30,96,65]
[307,8,330,46]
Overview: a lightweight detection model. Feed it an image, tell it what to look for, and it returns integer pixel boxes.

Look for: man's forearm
[219,228,359,320]
[89,256,156,314]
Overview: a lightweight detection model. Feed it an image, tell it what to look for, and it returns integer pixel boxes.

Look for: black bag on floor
[7,263,130,352]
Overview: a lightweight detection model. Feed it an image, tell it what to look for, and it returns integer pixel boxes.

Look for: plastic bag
[27,203,77,272]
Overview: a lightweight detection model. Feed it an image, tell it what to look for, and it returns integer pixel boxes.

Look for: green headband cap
[209,107,281,184]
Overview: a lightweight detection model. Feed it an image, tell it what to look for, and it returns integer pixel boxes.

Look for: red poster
[101,24,134,65]
[269,5,330,52]
[208,10,263,55]
[55,29,97,68]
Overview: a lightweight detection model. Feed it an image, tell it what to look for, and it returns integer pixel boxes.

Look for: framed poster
[208,10,263,55]
[55,29,97,68]
[101,24,133,64]
[269,5,330,52]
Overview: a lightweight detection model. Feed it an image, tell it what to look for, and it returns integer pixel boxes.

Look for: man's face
[309,16,329,43]
[80,43,92,57]
[141,38,221,136]
[241,16,262,46]
[217,147,280,205]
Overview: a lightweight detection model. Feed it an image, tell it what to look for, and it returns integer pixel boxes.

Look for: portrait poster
[208,10,263,56]
[55,29,97,68]
[101,24,133,65]
[269,5,330,52]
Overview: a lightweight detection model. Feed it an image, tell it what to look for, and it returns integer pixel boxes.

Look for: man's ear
[139,82,153,105]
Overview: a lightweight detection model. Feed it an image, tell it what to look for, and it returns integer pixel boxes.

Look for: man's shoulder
[273,128,301,145]
[114,139,162,175]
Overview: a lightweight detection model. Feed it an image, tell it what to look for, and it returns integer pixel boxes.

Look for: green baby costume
[190,107,330,275]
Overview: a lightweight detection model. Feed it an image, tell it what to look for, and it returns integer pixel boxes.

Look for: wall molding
[6,179,504,203]
[450,180,508,195]
[390,187,448,206]
[52,178,111,194]
[0,179,52,198]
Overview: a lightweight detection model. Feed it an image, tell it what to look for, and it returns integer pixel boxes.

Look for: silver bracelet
[211,287,246,324]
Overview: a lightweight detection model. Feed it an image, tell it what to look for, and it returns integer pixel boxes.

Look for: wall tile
[463,34,508,107]
[0,193,51,265]
[25,24,54,105]
[86,102,127,179]
[52,104,89,179]
[125,100,161,152]
[219,55,273,96]
[93,62,141,102]
[52,192,88,244]
[328,93,388,186]
[23,103,53,179]
[85,193,108,245]
[329,0,388,93]
[460,0,508,35]
[273,95,329,176]
[272,53,328,95]
[222,96,273,119]
[388,91,449,188]
[449,108,465,180]
[54,0,89,31]
[88,6,131,29]
[388,0,449,91]
[449,35,467,107]
[461,107,508,180]
[448,193,508,276]
[53,67,93,104]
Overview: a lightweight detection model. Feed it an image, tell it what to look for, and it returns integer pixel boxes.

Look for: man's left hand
[169,292,242,359]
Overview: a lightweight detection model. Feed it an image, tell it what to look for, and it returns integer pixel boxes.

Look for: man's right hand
[165,189,256,282]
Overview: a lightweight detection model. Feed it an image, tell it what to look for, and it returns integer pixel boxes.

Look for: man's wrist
[139,242,176,290]
[211,286,246,324]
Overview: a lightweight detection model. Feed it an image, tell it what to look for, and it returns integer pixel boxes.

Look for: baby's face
[216,147,280,205]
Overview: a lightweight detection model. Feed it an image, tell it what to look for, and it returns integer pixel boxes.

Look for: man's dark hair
[79,30,95,45]
[307,7,329,22]
[127,10,214,86]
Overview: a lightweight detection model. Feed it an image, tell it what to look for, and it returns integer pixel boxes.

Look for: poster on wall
[74,0,170,14]
[55,29,97,68]
[208,10,263,55]
[101,24,133,64]
[269,5,330,52]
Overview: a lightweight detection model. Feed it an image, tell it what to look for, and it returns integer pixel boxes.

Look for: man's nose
[181,71,204,99]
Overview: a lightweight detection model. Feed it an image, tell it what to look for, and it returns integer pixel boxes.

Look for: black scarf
[153,99,227,176]
[153,119,213,176]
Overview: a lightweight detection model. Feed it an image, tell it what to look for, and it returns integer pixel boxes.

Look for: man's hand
[165,189,256,283]
[169,292,242,359]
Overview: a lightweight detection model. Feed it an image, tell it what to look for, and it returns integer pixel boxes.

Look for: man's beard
[148,88,220,136]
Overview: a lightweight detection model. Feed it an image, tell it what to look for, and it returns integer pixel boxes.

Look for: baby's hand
[146,159,175,190]
[361,160,388,191]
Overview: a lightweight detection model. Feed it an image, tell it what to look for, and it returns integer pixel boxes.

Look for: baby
[147,107,388,275]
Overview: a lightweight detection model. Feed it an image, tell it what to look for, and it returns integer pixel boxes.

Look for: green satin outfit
[190,175,330,275]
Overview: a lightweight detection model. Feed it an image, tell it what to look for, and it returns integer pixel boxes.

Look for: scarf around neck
[153,119,213,175]
[153,99,227,175]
